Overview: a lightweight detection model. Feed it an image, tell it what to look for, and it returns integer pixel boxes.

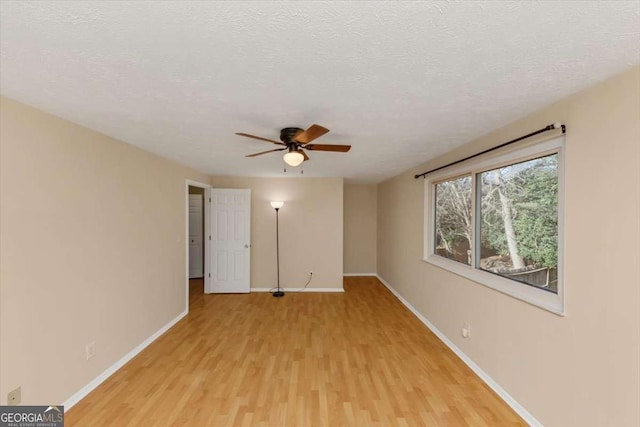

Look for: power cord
[289,272,313,293]
[268,272,313,293]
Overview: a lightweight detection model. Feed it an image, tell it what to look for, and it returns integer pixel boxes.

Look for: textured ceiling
[1,1,639,183]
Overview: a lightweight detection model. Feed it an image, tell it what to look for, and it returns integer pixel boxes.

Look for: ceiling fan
[236,124,351,167]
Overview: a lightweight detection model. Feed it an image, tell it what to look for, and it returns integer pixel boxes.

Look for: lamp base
[272,290,285,298]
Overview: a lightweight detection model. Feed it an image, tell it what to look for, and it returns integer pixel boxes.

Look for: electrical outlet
[7,386,21,405]
[85,341,96,360]
[461,322,471,338]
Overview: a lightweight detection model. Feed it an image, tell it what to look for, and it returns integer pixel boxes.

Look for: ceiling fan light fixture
[283,150,304,167]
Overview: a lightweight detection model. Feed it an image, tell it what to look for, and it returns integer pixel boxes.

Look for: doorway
[188,186,205,279]
[185,180,211,313]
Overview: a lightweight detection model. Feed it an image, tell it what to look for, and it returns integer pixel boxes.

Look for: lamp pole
[271,201,285,297]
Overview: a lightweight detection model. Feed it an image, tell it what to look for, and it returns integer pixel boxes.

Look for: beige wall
[210,176,343,289]
[343,184,377,274]
[0,97,209,405]
[377,66,640,426]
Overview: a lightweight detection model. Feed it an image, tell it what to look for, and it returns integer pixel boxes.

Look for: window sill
[422,255,565,316]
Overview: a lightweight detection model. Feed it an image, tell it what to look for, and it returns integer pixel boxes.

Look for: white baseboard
[63,309,188,409]
[375,275,542,427]
[343,273,377,277]
[251,287,344,293]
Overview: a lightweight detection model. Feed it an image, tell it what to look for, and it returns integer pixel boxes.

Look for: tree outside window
[477,154,558,292]
[433,154,558,292]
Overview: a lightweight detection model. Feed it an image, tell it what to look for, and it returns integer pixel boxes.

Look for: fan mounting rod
[280,127,304,144]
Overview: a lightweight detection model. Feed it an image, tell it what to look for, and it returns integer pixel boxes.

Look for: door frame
[185,179,211,313]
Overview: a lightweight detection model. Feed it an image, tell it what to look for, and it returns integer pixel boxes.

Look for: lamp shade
[270,201,284,209]
[283,151,304,167]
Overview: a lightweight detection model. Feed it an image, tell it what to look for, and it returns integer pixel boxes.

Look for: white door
[206,189,251,293]
[188,194,204,278]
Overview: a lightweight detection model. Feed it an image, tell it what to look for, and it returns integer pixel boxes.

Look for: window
[434,176,472,265]
[425,136,564,314]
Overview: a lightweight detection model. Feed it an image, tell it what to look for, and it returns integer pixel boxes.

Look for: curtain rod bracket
[414,122,565,179]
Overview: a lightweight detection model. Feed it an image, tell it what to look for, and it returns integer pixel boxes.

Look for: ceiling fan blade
[245,148,286,157]
[300,150,310,161]
[294,124,329,144]
[304,144,351,152]
[236,132,285,145]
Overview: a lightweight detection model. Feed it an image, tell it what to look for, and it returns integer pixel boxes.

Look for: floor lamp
[270,201,285,297]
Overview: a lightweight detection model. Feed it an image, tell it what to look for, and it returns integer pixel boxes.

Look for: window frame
[424,136,565,315]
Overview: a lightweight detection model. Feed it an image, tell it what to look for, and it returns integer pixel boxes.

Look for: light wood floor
[66,276,525,426]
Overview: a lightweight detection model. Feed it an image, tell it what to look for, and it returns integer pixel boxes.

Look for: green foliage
[480,155,558,268]
[435,155,558,269]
